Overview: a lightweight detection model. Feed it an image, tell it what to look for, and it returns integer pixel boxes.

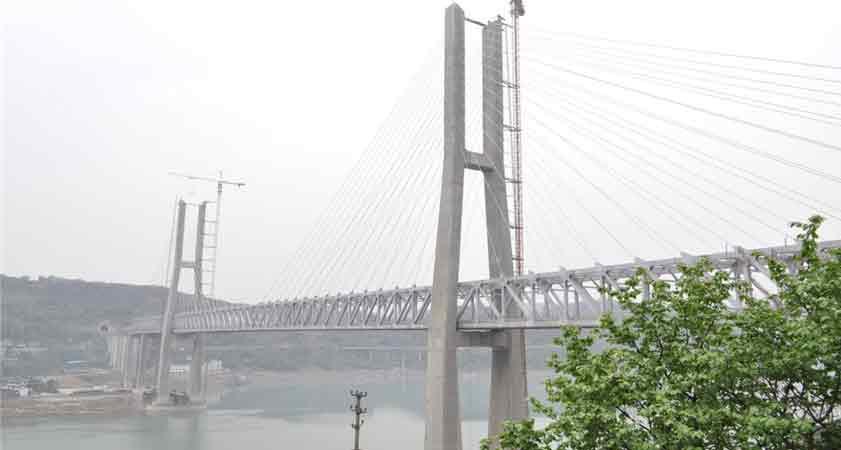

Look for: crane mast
[508,0,525,276]
[167,171,245,299]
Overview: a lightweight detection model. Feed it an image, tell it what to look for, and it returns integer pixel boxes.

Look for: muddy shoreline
[1,393,140,418]
[0,368,555,419]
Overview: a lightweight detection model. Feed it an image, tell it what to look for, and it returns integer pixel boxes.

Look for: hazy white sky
[3,0,841,302]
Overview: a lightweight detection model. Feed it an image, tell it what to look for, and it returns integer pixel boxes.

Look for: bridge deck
[124,240,840,335]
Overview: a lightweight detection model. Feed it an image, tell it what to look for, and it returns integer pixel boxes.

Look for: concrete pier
[135,334,147,387]
[123,335,139,387]
[189,334,205,399]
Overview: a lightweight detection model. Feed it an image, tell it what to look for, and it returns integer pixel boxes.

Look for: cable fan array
[257,28,841,304]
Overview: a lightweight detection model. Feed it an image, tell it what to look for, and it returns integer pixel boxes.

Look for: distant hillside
[1,275,168,347]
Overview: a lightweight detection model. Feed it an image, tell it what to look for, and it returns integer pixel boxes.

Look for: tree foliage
[486,216,841,450]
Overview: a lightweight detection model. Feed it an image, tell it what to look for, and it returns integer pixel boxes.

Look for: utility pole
[350,390,368,450]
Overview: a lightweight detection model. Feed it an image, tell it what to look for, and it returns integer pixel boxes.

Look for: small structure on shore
[142,386,157,404]
[169,390,190,406]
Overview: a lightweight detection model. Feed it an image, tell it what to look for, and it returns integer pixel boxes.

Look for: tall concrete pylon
[425,6,528,450]
[155,200,208,403]
[155,200,186,401]
[425,4,528,450]
[189,203,207,400]
[425,3,466,450]
[483,19,529,441]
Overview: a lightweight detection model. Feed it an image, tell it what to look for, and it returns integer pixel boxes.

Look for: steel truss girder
[124,240,840,334]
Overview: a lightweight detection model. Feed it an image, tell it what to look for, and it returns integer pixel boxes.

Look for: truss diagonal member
[322,297,338,327]
[735,246,774,280]
[379,292,399,326]
[304,301,313,327]
[295,301,306,327]
[292,300,307,325]
[308,299,322,327]
[566,275,597,309]
[262,304,272,327]
[336,296,351,326]
[386,293,399,325]
[595,264,623,291]
[633,257,655,299]
[503,282,533,321]
[349,295,364,325]
[287,302,297,327]
[542,284,565,319]
[456,288,478,321]
[475,284,503,322]
[364,293,381,325]
[250,306,261,328]
[264,303,274,327]
[397,291,417,324]
[415,293,432,325]
[471,288,480,323]
[273,302,284,328]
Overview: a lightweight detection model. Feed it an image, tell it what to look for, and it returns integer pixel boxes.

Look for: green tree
[486,216,841,450]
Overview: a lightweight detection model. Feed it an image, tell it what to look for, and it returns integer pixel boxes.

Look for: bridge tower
[155,199,208,403]
[425,4,527,450]
[483,14,530,443]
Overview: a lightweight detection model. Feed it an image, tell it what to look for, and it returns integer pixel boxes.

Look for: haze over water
[1,371,551,450]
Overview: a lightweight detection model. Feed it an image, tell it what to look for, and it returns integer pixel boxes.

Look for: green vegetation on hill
[1,275,167,346]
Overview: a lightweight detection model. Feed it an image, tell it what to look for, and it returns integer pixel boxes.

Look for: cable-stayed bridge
[104,4,841,450]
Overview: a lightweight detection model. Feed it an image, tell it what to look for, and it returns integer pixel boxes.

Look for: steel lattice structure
[123,240,840,335]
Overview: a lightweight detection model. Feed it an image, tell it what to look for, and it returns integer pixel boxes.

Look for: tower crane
[508,0,525,276]
[168,171,245,298]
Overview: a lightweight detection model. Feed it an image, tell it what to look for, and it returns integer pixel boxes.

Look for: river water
[1,370,552,450]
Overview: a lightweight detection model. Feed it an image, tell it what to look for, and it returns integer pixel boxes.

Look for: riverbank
[0,367,556,419]
[1,392,139,418]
